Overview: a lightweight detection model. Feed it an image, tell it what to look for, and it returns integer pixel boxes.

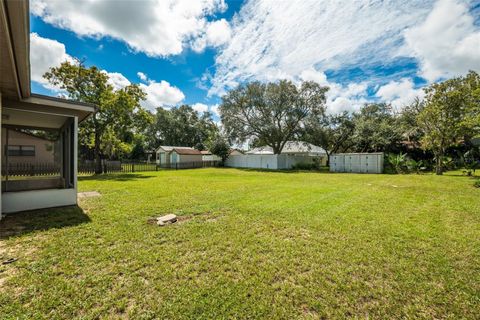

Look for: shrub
[387,153,407,174]
[406,159,426,174]
[474,180,480,188]
[292,162,317,170]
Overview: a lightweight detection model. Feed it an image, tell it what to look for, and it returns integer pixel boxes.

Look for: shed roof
[172,148,202,155]
[156,146,196,153]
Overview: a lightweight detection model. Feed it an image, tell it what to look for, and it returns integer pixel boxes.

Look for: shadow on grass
[79,173,156,182]
[229,167,330,174]
[0,206,90,240]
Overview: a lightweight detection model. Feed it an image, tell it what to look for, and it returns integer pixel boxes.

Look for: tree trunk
[94,128,102,174]
[435,151,443,175]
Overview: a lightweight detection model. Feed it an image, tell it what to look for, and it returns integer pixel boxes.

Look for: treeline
[43,61,479,175]
[219,72,479,175]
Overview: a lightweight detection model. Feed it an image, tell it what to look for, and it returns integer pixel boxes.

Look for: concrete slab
[78,191,101,198]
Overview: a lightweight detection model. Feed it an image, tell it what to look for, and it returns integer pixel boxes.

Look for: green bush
[387,153,407,174]
[292,162,317,170]
[474,180,480,188]
[406,159,426,174]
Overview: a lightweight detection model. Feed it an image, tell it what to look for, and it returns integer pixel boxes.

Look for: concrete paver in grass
[77,191,101,198]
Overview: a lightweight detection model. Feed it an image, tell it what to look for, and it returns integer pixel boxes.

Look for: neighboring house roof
[156,146,196,153]
[247,141,327,155]
[172,148,202,155]
[229,149,244,155]
[200,150,211,155]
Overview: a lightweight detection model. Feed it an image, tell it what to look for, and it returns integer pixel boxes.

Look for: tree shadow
[0,206,91,240]
[78,173,156,182]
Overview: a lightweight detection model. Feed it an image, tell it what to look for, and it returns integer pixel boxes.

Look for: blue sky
[30,0,480,119]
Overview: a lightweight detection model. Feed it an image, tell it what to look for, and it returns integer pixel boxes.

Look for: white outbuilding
[156,146,203,168]
[329,153,384,174]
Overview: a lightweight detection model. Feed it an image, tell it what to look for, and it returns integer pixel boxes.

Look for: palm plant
[387,153,407,174]
[406,159,425,174]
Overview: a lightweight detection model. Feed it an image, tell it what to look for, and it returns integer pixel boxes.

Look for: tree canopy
[147,105,218,149]
[417,71,480,174]
[44,60,151,172]
[220,80,328,154]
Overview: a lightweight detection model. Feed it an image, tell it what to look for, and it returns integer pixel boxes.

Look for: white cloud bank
[209,0,436,96]
[31,0,230,56]
[104,71,131,90]
[206,0,479,112]
[376,79,425,110]
[404,0,480,82]
[30,32,73,88]
[139,80,185,111]
[192,103,209,113]
[31,33,184,111]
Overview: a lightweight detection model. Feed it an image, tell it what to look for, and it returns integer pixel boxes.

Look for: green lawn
[1,168,479,319]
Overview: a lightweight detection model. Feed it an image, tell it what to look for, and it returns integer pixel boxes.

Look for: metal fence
[78,160,220,175]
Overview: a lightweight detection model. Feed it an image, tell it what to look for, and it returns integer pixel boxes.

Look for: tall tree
[352,103,401,152]
[147,105,218,148]
[44,60,147,173]
[302,111,356,161]
[417,71,480,175]
[220,80,328,154]
[207,135,231,164]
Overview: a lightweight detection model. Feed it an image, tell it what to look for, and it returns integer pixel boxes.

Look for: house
[229,149,244,156]
[156,146,203,167]
[0,0,95,216]
[247,141,327,156]
[201,150,221,162]
[225,142,327,170]
[246,141,328,166]
[1,128,55,164]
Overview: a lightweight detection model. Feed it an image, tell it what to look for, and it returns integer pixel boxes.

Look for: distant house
[247,141,327,157]
[1,129,55,164]
[201,150,221,162]
[229,149,244,156]
[225,141,328,170]
[156,146,203,167]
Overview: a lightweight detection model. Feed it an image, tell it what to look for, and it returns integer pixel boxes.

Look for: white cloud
[30,33,184,110]
[137,72,148,82]
[376,78,425,109]
[192,18,231,52]
[30,33,73,88]
[31,0,228,57]
[210,104,220,117]
[300,68,368,114]
[103,71,131,90]
[192,103,209,113]
[209,0,435,96]
[139,80,185,111]
[404,0,480,82]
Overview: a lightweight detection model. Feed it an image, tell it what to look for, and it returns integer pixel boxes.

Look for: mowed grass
[0,168,479,319]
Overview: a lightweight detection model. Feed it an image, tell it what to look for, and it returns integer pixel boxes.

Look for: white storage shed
[330,153,384,174]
